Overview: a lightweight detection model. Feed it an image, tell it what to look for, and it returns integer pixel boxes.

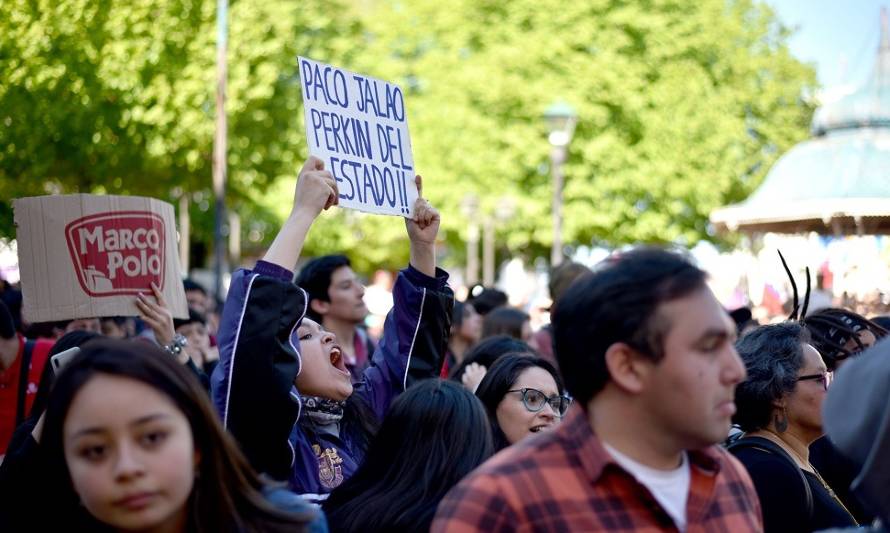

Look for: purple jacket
[211,261,452,501]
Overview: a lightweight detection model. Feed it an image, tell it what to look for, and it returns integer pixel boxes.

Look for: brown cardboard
[13,194,188,322]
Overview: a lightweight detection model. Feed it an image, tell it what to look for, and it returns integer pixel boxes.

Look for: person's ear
[604,342,650,394]
[310,299,330,317]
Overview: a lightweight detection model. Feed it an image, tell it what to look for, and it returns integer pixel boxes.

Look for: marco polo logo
[64,211,166,296]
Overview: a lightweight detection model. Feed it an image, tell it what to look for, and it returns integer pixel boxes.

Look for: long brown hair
[41,339,314,532]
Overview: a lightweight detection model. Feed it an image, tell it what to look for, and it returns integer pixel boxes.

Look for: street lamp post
[460,194,480,286]
[212,0,229,301]
[544,102,577,267]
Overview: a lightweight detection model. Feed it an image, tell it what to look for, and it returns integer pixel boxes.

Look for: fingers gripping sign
[294,156,339,216]
[405,175,440,246]
[299,57,418,217]
[406,175,440,277]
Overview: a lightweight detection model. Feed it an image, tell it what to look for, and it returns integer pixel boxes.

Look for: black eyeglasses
[507,388,572,417]
[796,371,832,391]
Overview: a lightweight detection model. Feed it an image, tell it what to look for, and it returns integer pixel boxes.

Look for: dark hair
[294,255,351,322]
[174,307,208,329]
[475,354,565,450]
[99,316,129,326]
[468,287,508,316]
[481,307,530,341]
[0,299,14,339]
[732,323,809,432]
[549,261,590,306]
[40,339,314,532]
[451,300,468,329]
[871,315,890,331]
[448,335,535,381]
[802,307,888,371]
[323,379,493,533]
[183,278,207,295]
[4,330,104,456]
[30,330,103,418]
[552,247,708,406]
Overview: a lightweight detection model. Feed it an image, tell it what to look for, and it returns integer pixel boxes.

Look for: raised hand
[461,363,487,393]
[293,156,339,217]
[135,283,176,351]
[264,156,338,269]
[405,175,440,277]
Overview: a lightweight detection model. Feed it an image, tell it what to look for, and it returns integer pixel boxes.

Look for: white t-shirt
[602,442,691,532]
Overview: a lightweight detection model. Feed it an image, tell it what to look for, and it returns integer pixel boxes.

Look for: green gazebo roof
[712,12,890,235]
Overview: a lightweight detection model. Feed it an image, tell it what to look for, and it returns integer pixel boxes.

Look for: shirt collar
[559,405,722,483]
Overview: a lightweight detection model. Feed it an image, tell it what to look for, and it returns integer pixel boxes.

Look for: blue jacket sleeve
[211,261,306,481]
[355,265,453,419]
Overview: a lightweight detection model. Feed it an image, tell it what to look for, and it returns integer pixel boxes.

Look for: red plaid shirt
[432,407,763,533]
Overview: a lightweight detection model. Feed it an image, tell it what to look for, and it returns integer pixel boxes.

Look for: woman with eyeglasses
[803,307,887,524]
[729,323,857,533]
[474,354,571,451]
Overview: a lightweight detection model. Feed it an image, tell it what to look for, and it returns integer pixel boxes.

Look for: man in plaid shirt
[433,248,762,532]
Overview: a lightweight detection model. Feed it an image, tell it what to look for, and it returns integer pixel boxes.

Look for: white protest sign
[13,194,188,322]
[299,56,418,217]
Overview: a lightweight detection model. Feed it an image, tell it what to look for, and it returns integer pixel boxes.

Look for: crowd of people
[0,156,889,532]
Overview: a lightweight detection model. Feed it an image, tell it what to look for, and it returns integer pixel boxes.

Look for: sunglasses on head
[796,371,832,391]
[507,388,572,417]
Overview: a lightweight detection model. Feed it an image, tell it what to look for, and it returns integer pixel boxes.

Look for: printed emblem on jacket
[312,444,344,489]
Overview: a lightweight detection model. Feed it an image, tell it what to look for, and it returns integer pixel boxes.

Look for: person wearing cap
[821,337,890,532]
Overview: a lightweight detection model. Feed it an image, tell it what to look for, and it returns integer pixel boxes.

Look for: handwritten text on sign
[299,57,418,217]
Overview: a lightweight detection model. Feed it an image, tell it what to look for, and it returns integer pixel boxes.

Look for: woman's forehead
[299,318,322,331]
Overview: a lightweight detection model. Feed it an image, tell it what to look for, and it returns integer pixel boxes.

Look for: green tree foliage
[1,0,815,273]
[0,0,358,249]
[350,0,816,262]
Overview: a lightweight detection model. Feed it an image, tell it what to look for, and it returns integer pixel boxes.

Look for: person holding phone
[14,339,326,531]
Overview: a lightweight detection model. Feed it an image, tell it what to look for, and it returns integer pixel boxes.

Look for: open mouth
[329,345,350,375]
[529,424,551,433]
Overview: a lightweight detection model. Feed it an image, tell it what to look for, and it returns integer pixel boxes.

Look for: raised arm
[405,175,438,277]
[355,177,453,417]
[211,157,337,481]
[263,156,339,269]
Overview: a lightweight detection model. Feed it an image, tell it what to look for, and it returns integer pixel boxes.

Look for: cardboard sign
[13,194,188,322]
[299,56,418,217]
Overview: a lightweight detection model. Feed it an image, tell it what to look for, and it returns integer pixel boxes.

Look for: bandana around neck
[303,396,346,426]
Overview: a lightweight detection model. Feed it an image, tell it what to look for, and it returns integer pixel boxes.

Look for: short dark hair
[733,322,809,432]
[474,354,565,450]
[182,278,207,295]
[448,335,536,382]
[481,307,529,341]
[323,379,492,532]
[451,300,468,329]
[0,299,14,339]
[174,307,207,330]
[41,339,315,530]
[552,247,707,406]
[294,255,351,322]
[549,261,590,305]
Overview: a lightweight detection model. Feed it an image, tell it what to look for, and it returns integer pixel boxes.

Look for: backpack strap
[15,340,35,428]
[727,436,814,523]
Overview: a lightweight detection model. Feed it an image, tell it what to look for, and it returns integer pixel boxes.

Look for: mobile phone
[51,347,81,375]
